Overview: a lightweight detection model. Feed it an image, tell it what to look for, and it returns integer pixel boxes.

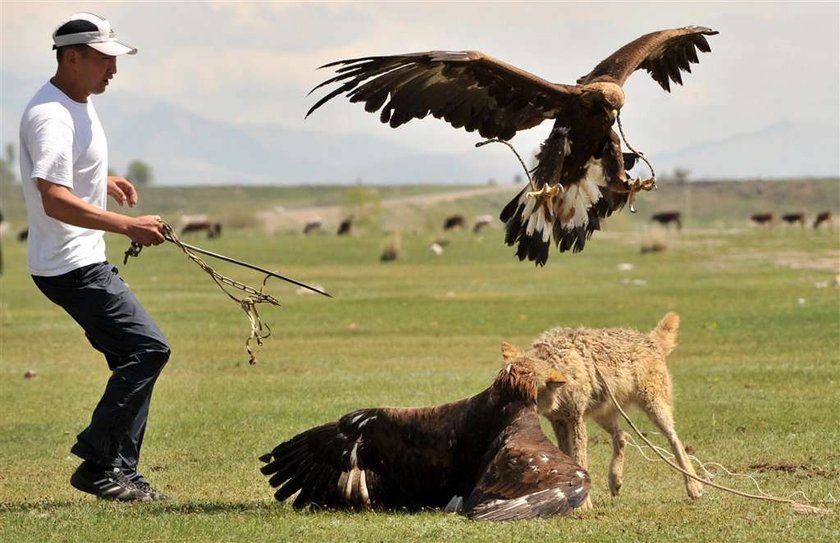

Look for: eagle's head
[581,81,625,123]
[496,342,567,404]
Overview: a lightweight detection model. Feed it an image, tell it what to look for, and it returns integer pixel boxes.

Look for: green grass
[1,185,839,542]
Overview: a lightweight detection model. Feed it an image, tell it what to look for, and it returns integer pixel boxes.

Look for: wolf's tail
[650,312,680,356]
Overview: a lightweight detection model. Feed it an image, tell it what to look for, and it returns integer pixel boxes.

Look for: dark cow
[781,213,805,227]
[813,211,832,229]
[650,211,682,230]
[472,214,493,234]
[442,214,465,231]
[337,217,353,236]
[303,219,324,235]
[17,227,29,241]
[750,213,774,226]
[181,220,222,238]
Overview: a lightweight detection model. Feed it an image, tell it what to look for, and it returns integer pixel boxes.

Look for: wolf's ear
[501,342,521,361]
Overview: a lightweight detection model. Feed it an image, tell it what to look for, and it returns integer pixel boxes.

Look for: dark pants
[33,262,170,474]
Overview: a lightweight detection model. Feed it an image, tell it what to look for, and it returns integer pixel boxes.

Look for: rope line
[616,113,656,183]
[162,222,280,364]
[475,139,535,191]
[590,363,832,515]
[125,222,281,364]
[616,114,657,213]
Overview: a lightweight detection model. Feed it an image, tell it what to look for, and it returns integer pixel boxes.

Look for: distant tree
[0,143,18,185]
[126,160,153,185]
[341,184,382,232]
[673,167,691,184]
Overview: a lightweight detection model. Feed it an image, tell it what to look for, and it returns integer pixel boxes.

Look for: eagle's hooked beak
[608,108,618,124]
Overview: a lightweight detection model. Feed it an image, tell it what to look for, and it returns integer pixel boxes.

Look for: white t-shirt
[19,81,109,276]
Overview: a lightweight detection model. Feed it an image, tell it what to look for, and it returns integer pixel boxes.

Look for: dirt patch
[773,252,840,272]
[256,185,513,233]
[706,249,840,273]
[749,461,838,479]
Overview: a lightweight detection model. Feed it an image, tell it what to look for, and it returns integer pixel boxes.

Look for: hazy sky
[2,1,838,169]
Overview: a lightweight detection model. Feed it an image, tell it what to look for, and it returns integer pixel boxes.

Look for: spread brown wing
[307,51,581,140]
[260,406,465,511]
[578,26,718,91]
[461,409,591,520]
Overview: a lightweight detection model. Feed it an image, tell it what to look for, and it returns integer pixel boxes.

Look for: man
[19,12,170,502]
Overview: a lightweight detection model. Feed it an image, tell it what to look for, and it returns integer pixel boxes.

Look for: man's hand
[108,176,138,207]
[127,215,166,246]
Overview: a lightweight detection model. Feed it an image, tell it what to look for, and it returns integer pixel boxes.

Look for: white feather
[525,211,539,236]
[358,468,370,505]
[520,196,537,225]
[357,416,377,429]
[558,159,607,230]
[350,440,360,467]
[542,218,552,243]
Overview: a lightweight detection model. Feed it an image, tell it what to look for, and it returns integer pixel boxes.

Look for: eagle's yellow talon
[527,183,564,199]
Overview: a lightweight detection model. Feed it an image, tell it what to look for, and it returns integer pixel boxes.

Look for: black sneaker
[128,473,171,501]
[70,464,151,501]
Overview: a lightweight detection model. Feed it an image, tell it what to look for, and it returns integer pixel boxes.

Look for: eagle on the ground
[306,26,718,265]
[259,344,591,520]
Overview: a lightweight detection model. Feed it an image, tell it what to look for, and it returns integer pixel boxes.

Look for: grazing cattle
[17,227,29,241]
[473,214,493,234]
[380,233,401,262]
[750,212,773,226]
[781,213,805,227]
[181,220,222,238]
[650,211,682,230]
[813,211,832,229]
[442,214,465,231]
[337,217,353,236]
[380,246,399,262]
[303,218,324,235]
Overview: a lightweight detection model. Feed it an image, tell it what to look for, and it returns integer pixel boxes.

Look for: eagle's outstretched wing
[306,51,581,140]
[460,409,591,520]
[578,26,718,91]
[259,407,462,510]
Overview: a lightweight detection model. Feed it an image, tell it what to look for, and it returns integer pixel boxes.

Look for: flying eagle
[306,26,718,265]
[259,344,591,520]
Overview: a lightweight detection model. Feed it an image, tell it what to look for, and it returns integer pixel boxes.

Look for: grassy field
[0,181,838,542]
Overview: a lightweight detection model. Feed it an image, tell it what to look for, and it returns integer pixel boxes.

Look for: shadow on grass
[0,500,277,516]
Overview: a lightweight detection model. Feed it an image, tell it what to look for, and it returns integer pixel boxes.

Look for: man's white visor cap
[52,12,137,56]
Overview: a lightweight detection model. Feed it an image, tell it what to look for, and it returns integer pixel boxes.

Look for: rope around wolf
[622,433,836,508]
[591,364,832,515]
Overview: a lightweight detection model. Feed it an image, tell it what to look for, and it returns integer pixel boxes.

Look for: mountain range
[2,71,837,185]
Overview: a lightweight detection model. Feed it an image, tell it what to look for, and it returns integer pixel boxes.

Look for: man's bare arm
[37,179,165,246]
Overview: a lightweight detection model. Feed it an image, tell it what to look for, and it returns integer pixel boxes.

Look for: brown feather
[307,28,717,266]
[260,352,588,520]
[578,26,718,90]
